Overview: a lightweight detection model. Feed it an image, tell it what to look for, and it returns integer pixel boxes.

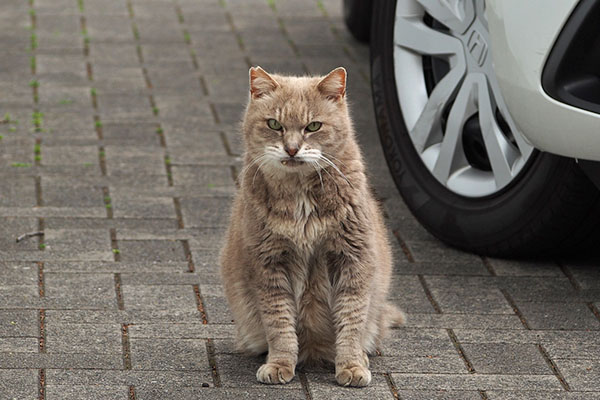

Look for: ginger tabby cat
[220,66,405,387]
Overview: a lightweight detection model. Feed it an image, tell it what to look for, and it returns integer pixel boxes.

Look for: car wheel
[370,0,600,256]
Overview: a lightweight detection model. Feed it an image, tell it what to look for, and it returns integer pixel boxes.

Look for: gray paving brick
[564,262,600,290]
[98,93,154,121]
[118,240,186,262]
[122,285,197,311]
[0,309,39,336]
[390,373,563,391]
[136,387,306,400]
[392,260,490,276]
[0,337,38,352]
[486,391,600,400]
[44,260,188,274]
[172,165,234,188]
[45,369,213,387]
[141,45,192,66]
[212,102,245,125]
[487,258,564,277]
[153,94,213,121]
[43,229,113,260]
[43,309,203,325]
[120,272,200,286]
[396,390,483,400]
[43,145,100,166]
[130,338,210,371]
[45,385,130,400]
[45,323,122,354]
[89,43,140,66]
[44,217,179,231]
[44,273,116,307]
[461,343,551,375]
[516,302,600,330]
[101,122,162,147]
[85,15,134,43]
[498,277,581,303]
[370,353,467,374]
[167,126,229,154]
[554,358,600,391]
[42,183,105,208]
[128,323,234,339]
[404,240,483,264]
[0,177,36,207]
[0,369,38,400]
[137,23,185,45]
[111,195,175,219]
[104,146,167,176]
[0,262,38,286]
[307,373,393,399]
[179,196,232,228]
[424,276,513,314]
[389,275,437,313]
[203,295,234,324]
[147,67,203,94]
[0,352,121,369]
[403,314,525,330]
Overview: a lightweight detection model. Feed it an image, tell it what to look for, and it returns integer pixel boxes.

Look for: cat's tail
[385,302,406,327]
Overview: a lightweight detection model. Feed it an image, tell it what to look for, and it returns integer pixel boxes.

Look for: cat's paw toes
[335,364,372,387]
[256,362,295,384]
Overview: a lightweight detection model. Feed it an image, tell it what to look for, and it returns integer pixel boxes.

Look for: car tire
[370,0,600,257]
[343,0,372,43]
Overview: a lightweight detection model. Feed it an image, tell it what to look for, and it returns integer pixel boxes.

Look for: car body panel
[487,0,600,161]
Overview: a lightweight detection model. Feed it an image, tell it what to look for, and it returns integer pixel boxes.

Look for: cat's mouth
[281,158,304,167]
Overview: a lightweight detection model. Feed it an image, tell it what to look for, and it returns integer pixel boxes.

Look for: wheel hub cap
[392,0,534,197]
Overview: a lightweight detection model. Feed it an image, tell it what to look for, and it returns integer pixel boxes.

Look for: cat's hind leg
[234,305,268,356]
[226,282,268,356]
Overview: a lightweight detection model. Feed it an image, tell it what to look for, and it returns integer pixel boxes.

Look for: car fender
[486,0,600,161]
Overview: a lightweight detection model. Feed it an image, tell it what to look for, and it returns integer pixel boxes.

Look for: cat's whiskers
[238,153,270,182]
[318,154,354,188]
[321,151,349,169]
[252,157,271,186]
[314,159,340,191]
[240,146,283,184]
[308,160,324,191]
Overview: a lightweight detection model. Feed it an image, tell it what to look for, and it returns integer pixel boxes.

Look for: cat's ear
[317,67,346,101]
[249,66,279,99]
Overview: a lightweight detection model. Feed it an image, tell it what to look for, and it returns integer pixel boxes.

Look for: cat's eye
[267,119,282,131]
[305,121,322,133]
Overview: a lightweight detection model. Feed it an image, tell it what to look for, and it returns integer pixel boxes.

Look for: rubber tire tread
[343,0,372,43]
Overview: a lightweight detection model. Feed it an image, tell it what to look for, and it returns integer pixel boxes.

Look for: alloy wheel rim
[393,0,534,197]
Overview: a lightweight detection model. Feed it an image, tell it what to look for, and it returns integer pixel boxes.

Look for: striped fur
[220,67,405,387]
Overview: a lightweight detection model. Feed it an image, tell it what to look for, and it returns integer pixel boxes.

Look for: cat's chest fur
[264,186,337,254]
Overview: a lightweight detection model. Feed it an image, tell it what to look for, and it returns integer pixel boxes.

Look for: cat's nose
[284,145,298,157]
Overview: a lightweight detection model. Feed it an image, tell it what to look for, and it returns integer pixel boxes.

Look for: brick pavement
[0,0,599,399]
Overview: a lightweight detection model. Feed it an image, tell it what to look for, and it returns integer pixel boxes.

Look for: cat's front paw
[335,363,372,387]
[256,362,295,384]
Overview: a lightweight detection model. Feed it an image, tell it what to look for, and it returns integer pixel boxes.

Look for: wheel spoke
[415,0,475,33]
[476,75,519,188]
[432,75,476,183]
[475,0,488,29]
[394,16,463,56]
[409,61,466,152]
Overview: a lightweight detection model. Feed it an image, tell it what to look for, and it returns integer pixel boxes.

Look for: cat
[220,66,405,387]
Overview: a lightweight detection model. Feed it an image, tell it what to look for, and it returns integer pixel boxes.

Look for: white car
[344,0,600,256]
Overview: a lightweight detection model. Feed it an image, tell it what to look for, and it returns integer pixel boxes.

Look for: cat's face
[243,67,350,176]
